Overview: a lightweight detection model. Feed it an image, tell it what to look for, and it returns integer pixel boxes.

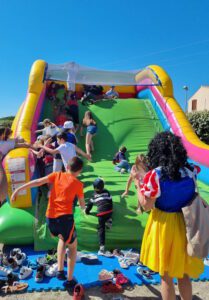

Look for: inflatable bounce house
[1,60,209,251]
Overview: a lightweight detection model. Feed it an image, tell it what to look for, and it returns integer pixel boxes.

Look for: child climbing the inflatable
[122,154,148,213]
[81,111,97,157]
[11,157,86,290]
[113,146,131,173]
[40,132,91,171]
[85,178,113,257]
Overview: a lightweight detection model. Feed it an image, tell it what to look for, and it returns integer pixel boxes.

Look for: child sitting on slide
[85,178,113,257]
[11,157,86,290]
[113,146,131,173]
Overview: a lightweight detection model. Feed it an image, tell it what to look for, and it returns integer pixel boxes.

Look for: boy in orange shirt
[11,157,85,290]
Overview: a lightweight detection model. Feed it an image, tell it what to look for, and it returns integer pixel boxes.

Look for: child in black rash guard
[85,178,113,256]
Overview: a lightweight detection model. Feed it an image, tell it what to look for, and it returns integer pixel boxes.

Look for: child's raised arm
[75,145,91,161]
[11,176,50,203]
[41,145,59,155]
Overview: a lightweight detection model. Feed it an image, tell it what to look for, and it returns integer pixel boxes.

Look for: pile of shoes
[0,248,30,294]
[99,268,129,294]
[35,249,59,282]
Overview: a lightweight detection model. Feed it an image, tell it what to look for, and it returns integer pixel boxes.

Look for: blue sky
[1,0,209,117]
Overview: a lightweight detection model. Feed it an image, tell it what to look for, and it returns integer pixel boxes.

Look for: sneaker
[19,266,32,280]
[7,257,19,271]
[10,248,21,258]
[0,254,8,267]
[16,252,27,266]
[120,168,126,174]
[7,272,19,285]
[0,266,10,277]
[80,254,99,265]
[56,270,66,280]
[98,250,113,257]
[64,279,77,291]
[45,263,58,277]
[36,256,48,266]
[73,284,84,300]
[35,265,45,283]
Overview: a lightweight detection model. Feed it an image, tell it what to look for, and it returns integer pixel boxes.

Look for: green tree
[0,116,15,128]
[187,111,209,145]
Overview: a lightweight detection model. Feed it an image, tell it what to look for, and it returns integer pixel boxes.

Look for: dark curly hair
[147,131,188,180]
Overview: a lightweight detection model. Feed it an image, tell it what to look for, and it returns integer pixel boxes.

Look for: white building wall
[188,86,209,112]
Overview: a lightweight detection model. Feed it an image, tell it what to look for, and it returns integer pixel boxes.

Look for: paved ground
[0,282,208,299]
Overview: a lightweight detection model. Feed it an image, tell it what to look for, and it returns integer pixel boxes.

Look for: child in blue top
[62,121,77,145]
[113,146,131,173]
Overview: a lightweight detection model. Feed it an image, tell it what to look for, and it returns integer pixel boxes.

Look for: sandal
[7,272,19,285]
[1,282,28,293]
[137,267,153,280]
[45,263,58,277]
[99,269,113,281]
[123,258,137,267]
[101,281,123,293]
[124,251,139,263]
[35,265,46,283]
[118,258,128,269]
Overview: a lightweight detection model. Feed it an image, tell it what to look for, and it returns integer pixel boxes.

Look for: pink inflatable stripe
[137,82,209,167]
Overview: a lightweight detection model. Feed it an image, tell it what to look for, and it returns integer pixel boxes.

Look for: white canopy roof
[46,62,160,86]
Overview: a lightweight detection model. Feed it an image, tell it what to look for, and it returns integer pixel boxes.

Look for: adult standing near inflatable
[0,127,32,206]
[140,132,204,300]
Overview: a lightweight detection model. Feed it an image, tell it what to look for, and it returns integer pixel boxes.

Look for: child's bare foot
[136,207,143,214]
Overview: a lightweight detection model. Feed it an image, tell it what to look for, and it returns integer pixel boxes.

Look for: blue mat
[2,246,209,292]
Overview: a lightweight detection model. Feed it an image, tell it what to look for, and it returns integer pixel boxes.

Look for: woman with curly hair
[140,132,203,300]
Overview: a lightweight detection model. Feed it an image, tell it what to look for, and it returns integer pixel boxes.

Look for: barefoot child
[11,157,86,290]
[122,154,148,213]
[81,111,97,156]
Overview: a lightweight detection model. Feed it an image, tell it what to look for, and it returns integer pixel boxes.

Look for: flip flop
[118,258,128,269]
[1,282,28,293]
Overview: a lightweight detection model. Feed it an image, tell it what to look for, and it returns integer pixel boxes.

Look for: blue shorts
[46,214,77,244]
[87,125,97,135]
[114,160,131,172]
